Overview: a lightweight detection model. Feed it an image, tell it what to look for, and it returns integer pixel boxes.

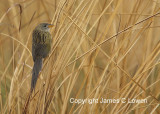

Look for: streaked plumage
[31,23,52,91]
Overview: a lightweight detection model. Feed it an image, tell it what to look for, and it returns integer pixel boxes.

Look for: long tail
[31,57,42,92]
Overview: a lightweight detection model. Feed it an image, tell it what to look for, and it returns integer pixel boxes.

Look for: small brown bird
[31,23,53,91]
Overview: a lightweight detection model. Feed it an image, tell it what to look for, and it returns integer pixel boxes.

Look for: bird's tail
[31,57,42,92]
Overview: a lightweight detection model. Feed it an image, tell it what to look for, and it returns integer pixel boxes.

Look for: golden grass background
[0,0,160,113]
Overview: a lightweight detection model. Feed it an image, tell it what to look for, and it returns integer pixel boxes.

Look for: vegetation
[0,0,159,113]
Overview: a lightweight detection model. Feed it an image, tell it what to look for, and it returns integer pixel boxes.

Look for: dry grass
[0,0,160,113]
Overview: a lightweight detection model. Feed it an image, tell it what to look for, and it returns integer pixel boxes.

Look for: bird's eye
[44,25,47,28]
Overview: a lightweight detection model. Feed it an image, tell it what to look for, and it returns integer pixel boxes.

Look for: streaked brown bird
[31,23,53,91]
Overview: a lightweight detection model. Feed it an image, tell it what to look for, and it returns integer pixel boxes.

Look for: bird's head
[35,23,54,32]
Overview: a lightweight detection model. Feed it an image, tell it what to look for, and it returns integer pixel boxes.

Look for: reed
[0,0,160,113]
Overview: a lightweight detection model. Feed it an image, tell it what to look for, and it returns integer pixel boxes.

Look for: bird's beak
[48,24,54,28]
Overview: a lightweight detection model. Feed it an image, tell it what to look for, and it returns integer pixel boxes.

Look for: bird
[31,23,53,92]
